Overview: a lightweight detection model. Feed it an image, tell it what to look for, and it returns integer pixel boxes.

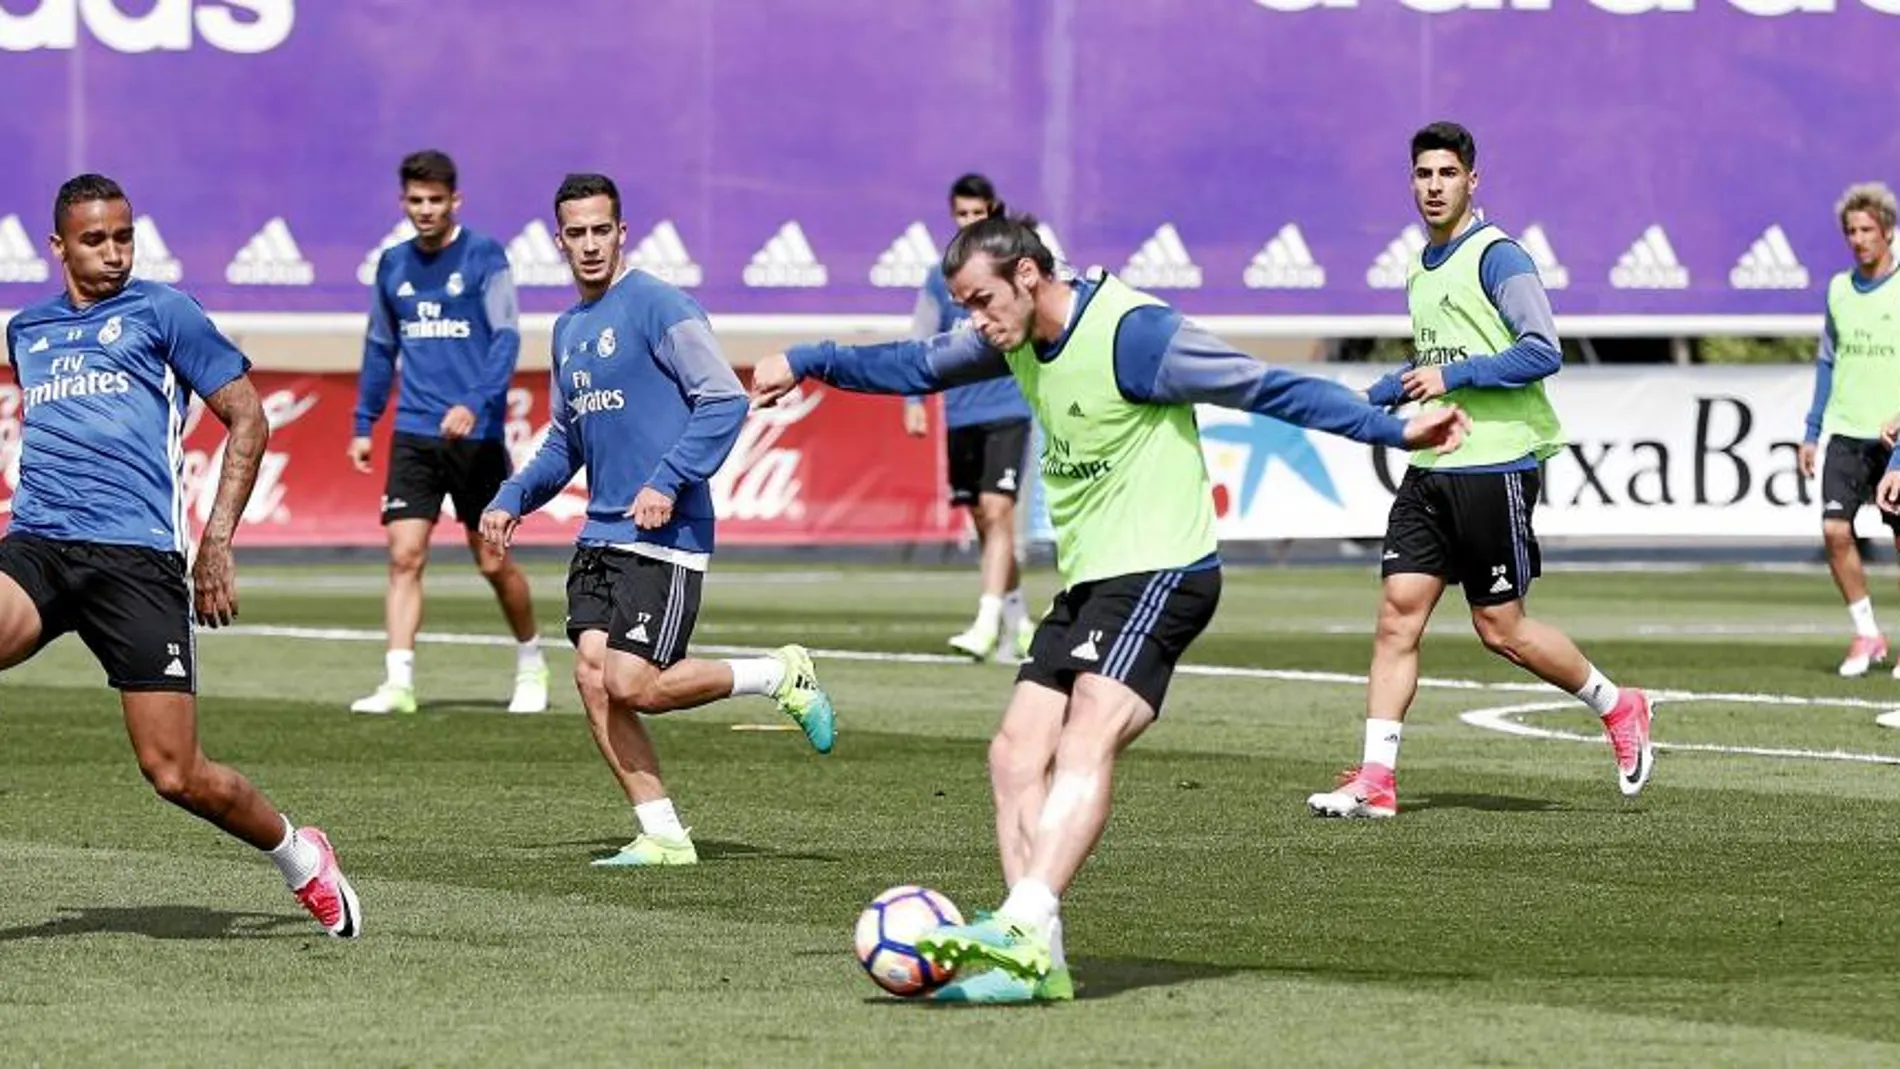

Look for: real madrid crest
[445,271,465,297]
[598,327,616,357]
[98,315,123,346]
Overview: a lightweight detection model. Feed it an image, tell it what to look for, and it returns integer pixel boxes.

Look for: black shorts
[382,432,513,530]
[1016,565,1221,713]
[0,534,195,692]
[1382,467,1542,607]
[1821,436,1900,530]
[564,547,704,667]
[947,419,1031,506]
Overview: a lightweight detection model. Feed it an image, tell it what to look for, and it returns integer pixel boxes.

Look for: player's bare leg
[922,673,1148,988]
[122,691,360,937]
[1310,573,1441,818]
[1472,599,1654,796]
[1824,517,1887,675]
[988,682,1067,884]
[0,572,44,672]
[951,493,1030,661]
[466,529,548,712]
[351,518,432,714]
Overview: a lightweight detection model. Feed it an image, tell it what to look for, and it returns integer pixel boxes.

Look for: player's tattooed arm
[193,374,268,626]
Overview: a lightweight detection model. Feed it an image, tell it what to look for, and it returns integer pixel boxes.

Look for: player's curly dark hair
[941,213,1054,282]
[53,173,129,235]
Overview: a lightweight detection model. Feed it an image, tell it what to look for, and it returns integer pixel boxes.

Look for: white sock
[516,639,545,670]
[1049,914,1067,970]
[1575,665,1621,717]
[1363,718,1402,770]
[386,649,414,689]
[265,816,321,888]
[726,657,786,697]
[974,594,1004,632]
[998,878,1060,930]
[634,798,686,839]
[1849,597,1880,639]
[1002,588,1028,625]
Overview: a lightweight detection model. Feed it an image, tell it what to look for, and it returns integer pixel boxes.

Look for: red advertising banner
[0,370,962,548]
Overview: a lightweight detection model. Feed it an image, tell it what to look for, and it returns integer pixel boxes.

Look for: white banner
[1031,365,1873,541]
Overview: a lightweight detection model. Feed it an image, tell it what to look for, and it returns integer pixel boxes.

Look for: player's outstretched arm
[196,374,268,628]
[1112,305,1465,450]
[750,328,1010,409]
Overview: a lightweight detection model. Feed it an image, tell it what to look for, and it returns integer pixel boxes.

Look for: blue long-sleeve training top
[488,268,746,563]
[354,227,522,441]
[790,274,1409,448]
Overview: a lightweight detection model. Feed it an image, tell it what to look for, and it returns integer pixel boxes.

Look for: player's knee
[474,550,509,581]
[1472,611,1526,660]
[606,671,668,715]
[987,730,1036,783]
[1823,520,1858,548]
[1375,602,1428,649]
[138,753,198,804]
[389,544,427,576]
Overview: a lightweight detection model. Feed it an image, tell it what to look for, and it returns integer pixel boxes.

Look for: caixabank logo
[0,1,295,54]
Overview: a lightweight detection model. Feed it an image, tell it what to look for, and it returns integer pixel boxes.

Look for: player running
[349,150,549,715]
[1,174,360,937]
[903,174,1037,662]
[750,213,1466,1002]
[1799,182,1900,676]
[481,173,835,868]
[1307,122,1652,821]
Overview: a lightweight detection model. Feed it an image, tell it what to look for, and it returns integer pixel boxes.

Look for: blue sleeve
[463,249,521,411]
[354,253,398,436]
[1115,306,1408,447]
[1806,315,1836,443]
[902,286,942,407]
[1365,371,1407,408]
[645,317,748,499]
[154,288,250,399]
[490,363,581,517]
[1439,242,1562,392]
[788,325,1010,395]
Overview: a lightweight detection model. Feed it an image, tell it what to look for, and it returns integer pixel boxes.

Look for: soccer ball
[854,885,963,997]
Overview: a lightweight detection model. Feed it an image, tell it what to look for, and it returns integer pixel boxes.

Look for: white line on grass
[1459,699,1900,766]
[217,623,1900,709]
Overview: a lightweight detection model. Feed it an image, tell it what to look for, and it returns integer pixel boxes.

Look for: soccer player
[1800,183,1900,676]
[1307,122,1652,821]
[1,174,360,937]
[348,150,548,715]
[749,214,1467,1002]
[480,174,836,868]
[903,174,1037,662]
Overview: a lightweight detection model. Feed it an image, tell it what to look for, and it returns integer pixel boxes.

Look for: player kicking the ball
[751,213,1466,1002]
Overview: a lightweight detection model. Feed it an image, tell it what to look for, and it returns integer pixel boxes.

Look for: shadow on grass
[537,837,842,865]
[863,954,1245,1007]
[1407,793,1564,814]
[0,905,307,941]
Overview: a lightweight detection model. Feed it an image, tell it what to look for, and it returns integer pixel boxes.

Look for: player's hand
[1400,405,1471,455]
[1399,365,1448,401]
[902,402,927,437]
[749,354,799,409]
[1798,441,1818,479]
[627,487,675,530]
[1880,471,1900,513]
[440,405,477,440]
[480,508,521,550]
[347,436,373,474]
[192,538,239,628]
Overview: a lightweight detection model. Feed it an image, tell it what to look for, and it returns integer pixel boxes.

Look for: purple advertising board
[0,0,1893,321]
